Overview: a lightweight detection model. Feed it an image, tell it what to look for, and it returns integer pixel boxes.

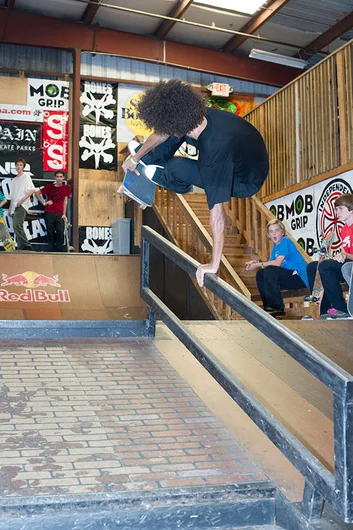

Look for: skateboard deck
[0,217,15,252]
[341,261,353,317]
[304,232,334,319]
[64,221,73,252]
[118,166,156,209]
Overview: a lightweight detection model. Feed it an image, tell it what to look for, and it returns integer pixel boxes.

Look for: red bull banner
[1,271,70,302]
[43,111,69,172]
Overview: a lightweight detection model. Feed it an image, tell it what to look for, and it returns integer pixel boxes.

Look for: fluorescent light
[249,49,307,69]
[194,1,267,15]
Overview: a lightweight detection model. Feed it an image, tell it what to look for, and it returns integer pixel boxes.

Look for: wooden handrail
[227,195,311,264]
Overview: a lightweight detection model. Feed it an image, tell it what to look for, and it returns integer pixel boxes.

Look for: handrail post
[301,480,324,520]
[141,236,156,337]
[333,382,353,521]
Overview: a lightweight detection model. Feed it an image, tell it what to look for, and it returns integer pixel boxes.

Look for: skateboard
[118,165,156,209]
[64,221,74,252]
[304,231,335,319]
[0,217,16,252]
[341,261,353,317]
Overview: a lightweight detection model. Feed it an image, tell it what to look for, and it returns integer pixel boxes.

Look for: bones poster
[79,81,117,171]
[79,226,113,254]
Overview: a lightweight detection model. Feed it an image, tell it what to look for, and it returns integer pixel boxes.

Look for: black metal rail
[140,226,353,524]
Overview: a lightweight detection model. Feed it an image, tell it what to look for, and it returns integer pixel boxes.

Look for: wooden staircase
[151,188,310,320]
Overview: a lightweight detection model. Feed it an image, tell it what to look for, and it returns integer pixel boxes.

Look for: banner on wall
[43,110,69,172]
[0,122,43,179]
[117,84,152,142]
[79,226,113,254]
[27,80,70,111]
[79,81,117,170]
[265,171,353,256]
[0,105,43,122]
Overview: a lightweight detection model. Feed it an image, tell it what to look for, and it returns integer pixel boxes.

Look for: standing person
[246,220,309,316]
[37,171,72,252]
[306,194,353,318]
[122,79,269,287]
[8,158,35,251]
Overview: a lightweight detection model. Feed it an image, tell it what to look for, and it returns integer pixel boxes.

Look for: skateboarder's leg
[152,157,203,193]
[306,261,330,314]
[45,212,56,252]
[130,136,186,167]
[318,259,347,313]
[341,260,353,285]
[257,266,305,312]
[13,206,32,251]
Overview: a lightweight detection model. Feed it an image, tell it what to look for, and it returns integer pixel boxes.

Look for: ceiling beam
[154,0,194,40]
[81,0,101,25]
[223,0,290,52]
[0,10,301,87]
[295,11,353,59]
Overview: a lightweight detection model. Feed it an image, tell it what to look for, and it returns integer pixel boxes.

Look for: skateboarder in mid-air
[122,79,269,287]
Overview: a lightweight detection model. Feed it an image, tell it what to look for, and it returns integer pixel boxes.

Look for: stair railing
[142,225,353,525]
[154,187,251,320]
[226,195,311,263]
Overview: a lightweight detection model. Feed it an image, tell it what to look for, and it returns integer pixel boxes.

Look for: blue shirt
[270,236,309,287]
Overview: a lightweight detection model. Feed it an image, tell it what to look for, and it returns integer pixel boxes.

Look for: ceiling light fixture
[194,1,267,16]
[249,49,307,69]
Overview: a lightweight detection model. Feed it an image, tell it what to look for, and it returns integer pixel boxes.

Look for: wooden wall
[0,76,125,228]
[245,40,353,202]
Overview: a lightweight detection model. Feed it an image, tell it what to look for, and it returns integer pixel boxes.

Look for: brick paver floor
[0,337,267,498]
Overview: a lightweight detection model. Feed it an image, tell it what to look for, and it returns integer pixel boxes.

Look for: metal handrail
[141,225,353,523]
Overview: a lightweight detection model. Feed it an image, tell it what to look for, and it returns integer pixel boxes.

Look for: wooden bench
[252,285,348,320]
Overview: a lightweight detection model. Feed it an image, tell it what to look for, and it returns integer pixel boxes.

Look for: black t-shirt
[195,108,269,209]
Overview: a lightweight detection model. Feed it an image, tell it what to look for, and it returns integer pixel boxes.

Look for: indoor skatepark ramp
[0,252,146,321]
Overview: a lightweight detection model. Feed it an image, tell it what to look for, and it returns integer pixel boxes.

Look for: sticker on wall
[117,84,151,142]
[43,110,69,172]
[266,171,353,256]
[79,81,117,170]
[27,80,70,111]
[79,226,113,254]
[0,105,43,122]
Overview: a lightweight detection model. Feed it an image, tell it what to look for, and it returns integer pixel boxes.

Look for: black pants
[140,136,268,199]
[45,212,65,252]
[256,266,306,311]
[306,259,351,314]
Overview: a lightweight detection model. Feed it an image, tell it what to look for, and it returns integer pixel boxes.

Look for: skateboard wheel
[311,296,319,303]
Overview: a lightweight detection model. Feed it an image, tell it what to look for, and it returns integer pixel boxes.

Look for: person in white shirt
[8,158,35,251]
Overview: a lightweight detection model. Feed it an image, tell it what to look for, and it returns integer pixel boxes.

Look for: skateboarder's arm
[246,255,285,270]
[62,197,68,221]
[0,197,7,208]
[122,133,169,174]
[34,189,47,207]
[196,203,225,287]
[16,189,36,206]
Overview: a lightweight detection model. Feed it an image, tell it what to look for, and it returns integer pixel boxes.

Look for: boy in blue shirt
[246,219,309,316]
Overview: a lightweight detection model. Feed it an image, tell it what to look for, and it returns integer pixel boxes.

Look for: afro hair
[137,79,206,137]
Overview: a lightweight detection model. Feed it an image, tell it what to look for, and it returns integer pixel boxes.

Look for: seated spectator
[306,194,353,319]
[246,219,308,316]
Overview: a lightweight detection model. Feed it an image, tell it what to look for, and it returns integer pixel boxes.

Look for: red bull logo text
[1,271,70,302]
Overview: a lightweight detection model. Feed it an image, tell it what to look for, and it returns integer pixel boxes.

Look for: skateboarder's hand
[122,157,140,176]
[196,264,218,287]
[334,251,347,263]
[246,260,259,271]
